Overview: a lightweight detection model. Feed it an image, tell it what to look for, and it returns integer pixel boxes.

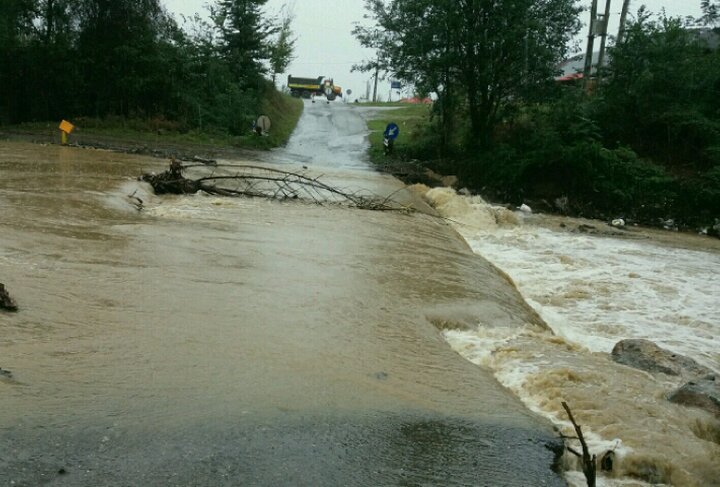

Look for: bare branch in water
[562,401,596,487]
[141,160,413,212]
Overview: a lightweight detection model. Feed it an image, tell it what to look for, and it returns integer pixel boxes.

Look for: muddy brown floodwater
[416,186,720,486]
[0,102,566,486]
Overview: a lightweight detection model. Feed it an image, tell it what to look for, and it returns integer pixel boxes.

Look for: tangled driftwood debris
[141,160,411,212]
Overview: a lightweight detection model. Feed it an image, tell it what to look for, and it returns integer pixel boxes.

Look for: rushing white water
[418,186,720,487]
[461,217,720,369]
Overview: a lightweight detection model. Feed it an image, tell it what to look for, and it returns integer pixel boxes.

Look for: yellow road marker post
[59,120,75,145]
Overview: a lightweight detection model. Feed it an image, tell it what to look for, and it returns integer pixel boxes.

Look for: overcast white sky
[163,0,704,100]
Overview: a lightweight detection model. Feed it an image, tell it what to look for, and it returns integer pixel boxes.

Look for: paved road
[0,101,565,486]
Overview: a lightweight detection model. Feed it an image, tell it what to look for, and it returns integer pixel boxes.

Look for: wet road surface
[0,101,565,485]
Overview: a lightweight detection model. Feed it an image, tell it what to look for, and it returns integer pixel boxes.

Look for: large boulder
[611,339,713,378]
[668,375,720,418]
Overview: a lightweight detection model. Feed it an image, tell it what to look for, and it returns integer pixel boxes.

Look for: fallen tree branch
[562,401,596,487]
[141,160,413,212]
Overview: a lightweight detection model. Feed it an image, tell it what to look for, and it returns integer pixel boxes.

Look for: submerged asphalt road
[0,100,565,486]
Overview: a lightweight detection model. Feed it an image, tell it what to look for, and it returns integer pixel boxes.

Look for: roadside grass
[2,90,303,151]
[241,89,303,149]
[365,104,432,164]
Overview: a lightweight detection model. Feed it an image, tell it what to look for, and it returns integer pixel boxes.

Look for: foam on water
[422,186,720,368]
[144,191,268,222]
[421,187,720,486]
[464,226,719,369]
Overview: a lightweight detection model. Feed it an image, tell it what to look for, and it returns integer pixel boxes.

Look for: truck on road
[287,75,342,102]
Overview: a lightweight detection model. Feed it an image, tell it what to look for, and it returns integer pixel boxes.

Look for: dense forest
[0,0,295,135]
[357,0,720,229]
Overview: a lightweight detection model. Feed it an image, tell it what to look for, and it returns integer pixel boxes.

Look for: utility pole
[372,65,379,103]
[583,0,600,89]
[596,0,612,83]
[617,0,631,45]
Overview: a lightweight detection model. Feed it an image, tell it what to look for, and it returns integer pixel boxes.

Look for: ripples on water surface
[6,105,718,484]
[420,186,720,486]
[0,141,564,485]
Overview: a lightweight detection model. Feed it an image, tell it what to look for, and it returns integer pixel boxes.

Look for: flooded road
[0,102,564,485]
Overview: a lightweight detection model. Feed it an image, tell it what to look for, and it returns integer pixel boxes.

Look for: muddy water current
[1,103,565,486]
[419,187,720,486]
[4,102,717,486]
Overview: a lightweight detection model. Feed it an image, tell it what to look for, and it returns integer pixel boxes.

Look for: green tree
[353,1,462,155]
[700,0,719,26]
[0,0,80,121]
[75,0,178,117]
[354,0,581,149]
[32,0,79,120]
[0,0,38,123]
[269,5,296,85]
[212,0,274,86]
[0,0,285,135]
[599,9,720,169]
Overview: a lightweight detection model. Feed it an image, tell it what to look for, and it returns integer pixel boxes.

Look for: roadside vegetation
[0,0,299,149]
[357,0,720,230]
[366,105,431,162]
[9,88,302,150]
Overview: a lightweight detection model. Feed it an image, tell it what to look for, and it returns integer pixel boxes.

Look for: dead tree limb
[562,401,596,487]
[141,160,412,212]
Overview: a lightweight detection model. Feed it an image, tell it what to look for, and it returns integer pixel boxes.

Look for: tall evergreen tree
[213,0,273,86]
[700,0,719,26]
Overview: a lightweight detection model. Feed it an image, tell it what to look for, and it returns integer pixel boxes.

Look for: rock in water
[0,283,18,312]
[611,339,713,378]
[518,204,532,213]
[668,375,720,418]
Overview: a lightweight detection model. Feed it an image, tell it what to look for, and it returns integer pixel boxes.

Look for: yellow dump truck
[287,75,342,101]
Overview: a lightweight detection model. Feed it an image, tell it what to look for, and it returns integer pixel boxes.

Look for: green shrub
[459,97,681,221]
